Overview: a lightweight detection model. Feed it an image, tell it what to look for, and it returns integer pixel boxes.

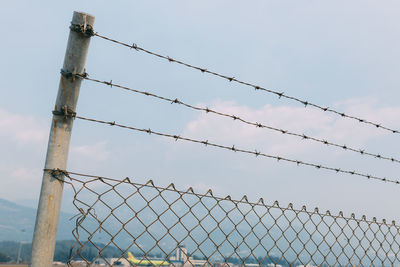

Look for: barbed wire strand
[79,74,400,165]
[74,115,400,185]
[47,168,398,226]
[93,32,400,135]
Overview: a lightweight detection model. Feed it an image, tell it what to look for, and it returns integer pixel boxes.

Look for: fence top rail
[48,169,400,227]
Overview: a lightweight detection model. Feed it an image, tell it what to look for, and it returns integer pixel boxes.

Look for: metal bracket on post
[30,11,95,267]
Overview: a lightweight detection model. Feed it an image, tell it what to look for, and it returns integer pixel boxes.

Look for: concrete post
[30,11,95,267]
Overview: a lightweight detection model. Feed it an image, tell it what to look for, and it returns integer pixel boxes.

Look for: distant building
[169,245,212,267]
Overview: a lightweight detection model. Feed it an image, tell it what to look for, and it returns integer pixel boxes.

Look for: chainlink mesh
[57,171,400,267]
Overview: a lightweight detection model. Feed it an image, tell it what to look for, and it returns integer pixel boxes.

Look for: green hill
[0,198,75,241]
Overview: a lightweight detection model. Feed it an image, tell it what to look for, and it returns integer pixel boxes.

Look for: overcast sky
[1,1,400,225]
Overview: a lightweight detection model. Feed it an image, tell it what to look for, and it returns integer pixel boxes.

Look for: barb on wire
[74,115,400,185]
[78,74,400,165]
[93,32,400,135]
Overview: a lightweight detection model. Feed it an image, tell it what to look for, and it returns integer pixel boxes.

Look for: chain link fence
[55,170,400,267]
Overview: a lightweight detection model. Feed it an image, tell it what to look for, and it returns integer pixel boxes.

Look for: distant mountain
[0,198,76,242]
[0,240,122,263]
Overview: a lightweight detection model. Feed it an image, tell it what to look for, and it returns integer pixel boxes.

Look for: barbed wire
[74,115,400,185]
[93,32,400,135]
[78,73,400,165]
[48,168,398,226]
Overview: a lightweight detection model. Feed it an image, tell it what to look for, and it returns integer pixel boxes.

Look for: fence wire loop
[70,22,95,37]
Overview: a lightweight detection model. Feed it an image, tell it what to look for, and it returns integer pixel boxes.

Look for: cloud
[0,108,48,145]
[181,98,400,158]
[70,141,110,162]
[11,167,42,182]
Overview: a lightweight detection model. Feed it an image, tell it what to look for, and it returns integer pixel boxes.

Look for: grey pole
[30,11,95,267]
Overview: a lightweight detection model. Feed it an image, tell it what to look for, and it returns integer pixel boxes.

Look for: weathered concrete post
[30,11,95,267]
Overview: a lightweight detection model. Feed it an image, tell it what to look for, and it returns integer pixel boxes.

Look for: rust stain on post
[53,118,57,137]
[61,76,65,90]
[61,76,67,100]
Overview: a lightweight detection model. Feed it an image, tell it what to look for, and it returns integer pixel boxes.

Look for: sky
[1,0,400,226]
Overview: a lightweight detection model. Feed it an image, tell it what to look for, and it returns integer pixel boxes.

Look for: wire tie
[203,140,208,146]
[277,157,281,161]
[256,123,262,128]
[302,134,308,139]
[296,161,300,165]
[145,180,155,186]
[340,113,346,117]
[109,121,115,126]
[316,165,321,169]
[322,107,329,111]
[173,135,180,141]
[187,187,194,193]
[277,92,284,98]
[359,150,364,154]
[376,124,381,128]
[231,145,236,151]
[168,183,176,190]
[232,116,238,120]
[205,107,210,113]
[350,171,355,175]
[254,150,260,157]
[376,154,381,158]
[147,129,152,134]
[323,140,328,145]
[206,189,214,196]
[200,68,207,73]
[167,57,174,62]
[342,145,347,150]
[254,86,260,90]
[171,98,179,104]
[335,169,340,173]
[228,77,235,82]
[325,210,331,215]
[303,101,308,107]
